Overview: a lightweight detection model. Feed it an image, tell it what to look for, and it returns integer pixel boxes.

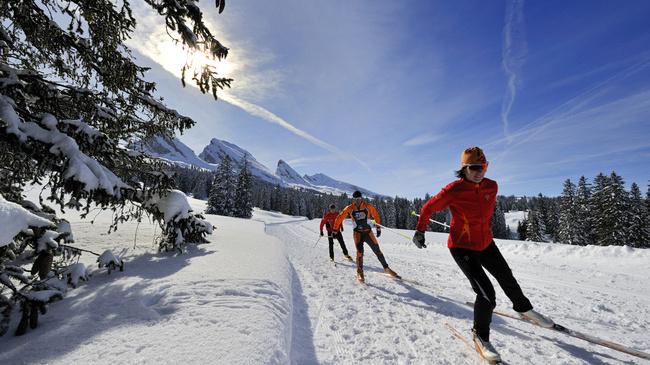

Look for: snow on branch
[144,189,213,251]
[0,194,54,247]
[0,95,131,197]
[145,189,194,223]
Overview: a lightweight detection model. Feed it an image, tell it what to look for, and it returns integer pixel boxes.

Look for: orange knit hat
[460,146,487,167]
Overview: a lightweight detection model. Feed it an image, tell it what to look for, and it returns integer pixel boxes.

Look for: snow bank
[495,238,650,264]
[0,198,294,365]
[0,194,53,247]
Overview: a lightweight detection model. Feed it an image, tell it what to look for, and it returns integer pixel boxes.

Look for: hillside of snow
[304,173,382,198]
[505,210,527,239]
[2,191,649,364]
[132,135,217,171]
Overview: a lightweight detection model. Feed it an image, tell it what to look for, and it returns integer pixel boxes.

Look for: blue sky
[129,0,650,199]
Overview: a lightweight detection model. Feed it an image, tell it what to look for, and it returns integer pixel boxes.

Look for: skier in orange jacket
[412,146,553,362]
[320,204,353,262]
[333,190,399,283]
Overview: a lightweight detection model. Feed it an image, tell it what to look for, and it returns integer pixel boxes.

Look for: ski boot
[472,329,501,363]
[356,270,365,283]
[384,267,400,279]
[519,309,554,328]
[344,255,354,262]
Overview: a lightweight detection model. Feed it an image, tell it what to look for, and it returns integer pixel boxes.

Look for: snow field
[1,200,293,364]
[2,193,649,364]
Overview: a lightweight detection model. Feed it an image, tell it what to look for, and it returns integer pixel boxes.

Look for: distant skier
[320,204,354,262]
[333,190,399,283]
[412,146,554,363]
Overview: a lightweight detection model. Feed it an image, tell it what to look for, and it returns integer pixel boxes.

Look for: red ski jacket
[416,178,497,251]
[320,211,343,233]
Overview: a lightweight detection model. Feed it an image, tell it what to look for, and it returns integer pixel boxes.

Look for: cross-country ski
[467,302,650,361]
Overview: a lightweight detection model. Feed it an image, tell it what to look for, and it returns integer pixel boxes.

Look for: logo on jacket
[353,211,367,220]
[485,194,490,201]
[458,214,471,241]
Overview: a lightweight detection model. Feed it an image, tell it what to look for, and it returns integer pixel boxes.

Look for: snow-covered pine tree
[574,176,594,246]
[594,171,629,246]
[628,183,649,248]
[547,198,561,242]
[526,210,544,242]
[384,198,397,228]
[233,158,253,218]
[517,218,528,240]
[646,183,650,248]
[206,155,236,216]
[1,0,228,336]
[491,204,508,239]
[534,194,556,241]
[590,173,610,246]
[558,179,579,245]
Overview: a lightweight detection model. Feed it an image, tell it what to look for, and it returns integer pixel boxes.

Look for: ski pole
[370,220,413,241]
[312,235,322,248]
[411,211,450,229]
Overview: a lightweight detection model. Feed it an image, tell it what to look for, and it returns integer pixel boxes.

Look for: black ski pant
[450,241,533,341]
[354,230,388,271]
[327,231,349,260]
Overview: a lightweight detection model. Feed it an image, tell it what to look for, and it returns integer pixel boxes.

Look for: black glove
[376,227,381,237]
[320,231,324,237]
[412,230,426,248]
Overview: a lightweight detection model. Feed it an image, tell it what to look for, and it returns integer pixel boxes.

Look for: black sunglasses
[467,164,486,172]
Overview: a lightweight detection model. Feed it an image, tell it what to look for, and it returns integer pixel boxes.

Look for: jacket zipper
[476,183,484,246]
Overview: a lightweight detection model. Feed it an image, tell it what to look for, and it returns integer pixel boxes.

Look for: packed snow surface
[1,194,649,364]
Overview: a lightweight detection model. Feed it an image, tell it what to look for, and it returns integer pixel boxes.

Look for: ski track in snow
[266,218,650,365]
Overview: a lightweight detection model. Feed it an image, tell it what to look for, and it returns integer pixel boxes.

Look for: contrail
[220,93,371,171]
[501,0,527,143]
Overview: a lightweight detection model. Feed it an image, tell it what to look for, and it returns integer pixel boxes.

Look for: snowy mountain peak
[199,138,279,183]
[131,135,216,170]
[276,160,312,186]
[304,173,381,198]
[136,135,383,197]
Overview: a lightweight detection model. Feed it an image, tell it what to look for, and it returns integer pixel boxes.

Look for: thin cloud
[501,0,527,143]
[403,133,442,147]
[221,94,371,171]
[286,155,341,167]
[486,56,650,158]
[126,5,370,171]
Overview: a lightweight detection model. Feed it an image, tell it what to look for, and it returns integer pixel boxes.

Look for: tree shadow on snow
[289,264,319,365]
[0,245,216,364]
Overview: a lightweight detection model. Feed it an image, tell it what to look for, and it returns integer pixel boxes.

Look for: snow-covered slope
[505,210,527,239]
[137,136,383,197]
[304,172,381,198]
[3,195,649,364]
[132,135,216,171]
[198,138,280,184]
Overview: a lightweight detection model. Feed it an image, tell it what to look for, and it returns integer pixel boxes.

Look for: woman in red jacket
[412,147,553,363]
[320,204,353,262]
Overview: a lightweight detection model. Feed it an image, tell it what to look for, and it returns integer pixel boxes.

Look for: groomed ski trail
[262,216,650,365]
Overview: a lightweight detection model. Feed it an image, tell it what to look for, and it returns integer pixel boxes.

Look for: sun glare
[155,40,235,84]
